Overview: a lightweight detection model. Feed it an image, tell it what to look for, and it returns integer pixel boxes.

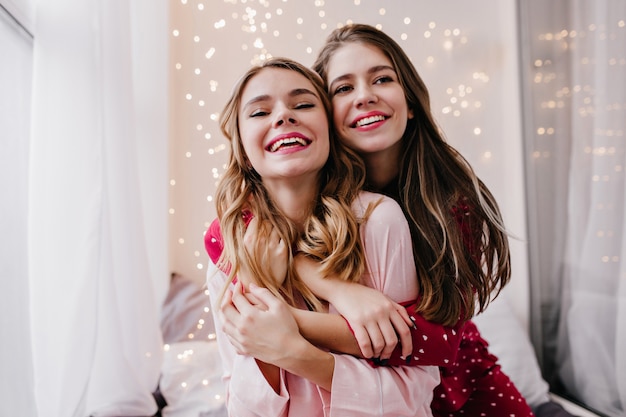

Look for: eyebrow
[329,65,396,89]
[242,88,318,109]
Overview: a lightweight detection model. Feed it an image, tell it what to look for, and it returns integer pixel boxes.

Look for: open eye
[332,84,353,96]
[374,75,394,85]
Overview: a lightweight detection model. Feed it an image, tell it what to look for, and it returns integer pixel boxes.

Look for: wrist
[318,278,351,304]
[290,306,304,328]
[279,337,334,390]
[295,256,333,300]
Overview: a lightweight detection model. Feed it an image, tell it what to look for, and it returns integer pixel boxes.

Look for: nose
[355,84,378,108]
[273,105,298,128]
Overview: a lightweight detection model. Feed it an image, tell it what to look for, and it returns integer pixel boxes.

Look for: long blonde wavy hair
[313,24,511,326]
[215,58,368,311]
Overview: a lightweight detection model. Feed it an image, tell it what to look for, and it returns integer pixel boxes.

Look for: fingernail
[405,356,412,365]
[379,359,389,366]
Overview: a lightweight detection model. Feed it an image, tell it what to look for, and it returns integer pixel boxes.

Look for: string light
[168,0,625,379]
[178,0,541,281]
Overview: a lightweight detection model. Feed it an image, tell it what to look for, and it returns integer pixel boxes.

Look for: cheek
[239,138,253,159]
[331,99,348,124]
[239,141,261,171]
[239,126,260,153]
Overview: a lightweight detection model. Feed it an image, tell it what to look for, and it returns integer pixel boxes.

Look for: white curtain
[521,1,626,415]
[0,2,36,416]
[25,1,169,416]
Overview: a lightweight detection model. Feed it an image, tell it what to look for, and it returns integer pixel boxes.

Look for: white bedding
[158,273,227,416]
[159,341,227,417]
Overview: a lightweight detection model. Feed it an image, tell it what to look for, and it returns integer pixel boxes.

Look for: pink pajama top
[205,191,440,417]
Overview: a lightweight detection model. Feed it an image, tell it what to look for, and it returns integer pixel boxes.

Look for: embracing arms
[293,249,465,368]
[293,193,466,367]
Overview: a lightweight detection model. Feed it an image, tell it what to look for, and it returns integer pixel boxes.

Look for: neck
[362,152,400,190]
[263,175,320,227]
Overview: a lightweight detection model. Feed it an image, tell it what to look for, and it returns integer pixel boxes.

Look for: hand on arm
[383,301,466,367]
[295,255,414,360]
[220,281,335,391]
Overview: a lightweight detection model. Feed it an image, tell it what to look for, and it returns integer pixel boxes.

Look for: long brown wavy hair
[313,24,511,326]
[215,58,368,311]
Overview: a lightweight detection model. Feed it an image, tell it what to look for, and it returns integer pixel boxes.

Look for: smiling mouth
[267,137,311,152]
[353,115,387,128]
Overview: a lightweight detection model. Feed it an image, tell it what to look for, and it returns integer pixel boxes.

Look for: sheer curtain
[25,1,169,416]
[520,1,626,415]
[0,2,36,416]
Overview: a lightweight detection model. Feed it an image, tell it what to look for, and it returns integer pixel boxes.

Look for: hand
[328,282,414,360]
[219,281,301,365]
[240,216,288,286]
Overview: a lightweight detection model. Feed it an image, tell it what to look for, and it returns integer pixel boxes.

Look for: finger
[396,304,415,329]
[243,287,269,311]
[367,321,389,358]
[224,334,245,355]
[220,287,234,312]
[373,321,398,360]
[230,281,256,314]
[243,216,260,250]
[389,311,413,359]
[269,226,286,251]
[247,283,281,309]
[219,289,239,332]
[351,326,374,359]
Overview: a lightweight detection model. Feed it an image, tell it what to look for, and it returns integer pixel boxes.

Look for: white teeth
[269,137,308,152]
[355,115,385,127]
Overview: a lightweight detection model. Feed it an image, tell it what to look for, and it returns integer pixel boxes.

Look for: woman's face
[238,67,330,186]
[325,42,413,160]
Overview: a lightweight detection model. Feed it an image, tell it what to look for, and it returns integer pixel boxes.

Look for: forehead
[240,67,319,104]
[327,42,393,78]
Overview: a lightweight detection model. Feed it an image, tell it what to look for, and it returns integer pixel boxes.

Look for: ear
[408,107,414,120]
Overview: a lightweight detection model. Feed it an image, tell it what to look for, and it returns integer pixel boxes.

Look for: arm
[296,255,414,360]
[290,304,362,356]
[325,193,439,414]
[224,279,440,417]
[206,263,289,417]
[295,193,464,367]
[223,282,335,391]
[294,298,465,367]
[212,216,328,387]
[207,205,439,416]
[209,213,462,367]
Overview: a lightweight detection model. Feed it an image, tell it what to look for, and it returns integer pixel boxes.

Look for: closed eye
[250,109,269,117]
[294,102,315,110]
